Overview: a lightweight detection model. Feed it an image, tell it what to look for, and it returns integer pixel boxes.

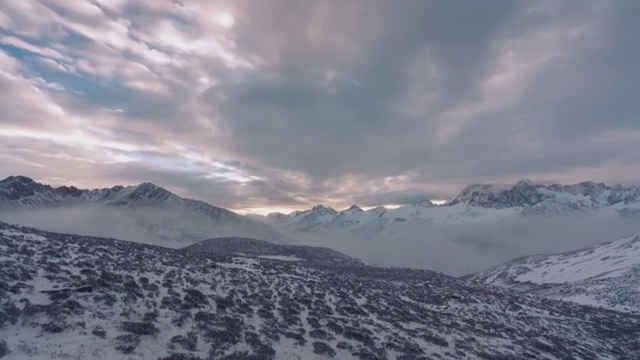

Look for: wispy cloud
[0,0,638,211]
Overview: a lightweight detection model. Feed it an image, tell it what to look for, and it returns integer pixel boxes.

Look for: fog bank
[2,206,639,276]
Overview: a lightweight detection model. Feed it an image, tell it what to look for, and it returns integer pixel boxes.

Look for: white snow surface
[494,235,640,284]
[470,234,640,313]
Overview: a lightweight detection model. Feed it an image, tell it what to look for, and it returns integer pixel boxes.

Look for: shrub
[0,339,9,358]
[119,321,159,336]
[92,326,106,338]
[313,342,337,357]
[42,321,66,333]
[169,332,198,352]
[114,334,139,354]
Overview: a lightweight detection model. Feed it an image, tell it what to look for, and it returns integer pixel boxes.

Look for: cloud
[0,0,639,211]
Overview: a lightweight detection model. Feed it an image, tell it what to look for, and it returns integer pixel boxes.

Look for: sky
[0,0,639,214]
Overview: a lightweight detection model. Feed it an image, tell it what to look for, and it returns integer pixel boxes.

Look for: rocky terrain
[1,222,640,359]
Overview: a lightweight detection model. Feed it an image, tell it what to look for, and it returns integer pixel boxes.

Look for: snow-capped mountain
[0,176,287,246]
[259,179,640,235]
[278,205,339,232]
[450,179,640,212]
[468,233,640,313]
[2,222,640,359]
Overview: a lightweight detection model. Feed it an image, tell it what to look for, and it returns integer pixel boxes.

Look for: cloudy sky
[0,0,639,214]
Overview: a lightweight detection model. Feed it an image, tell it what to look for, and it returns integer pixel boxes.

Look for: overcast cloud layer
[1,0,639,213]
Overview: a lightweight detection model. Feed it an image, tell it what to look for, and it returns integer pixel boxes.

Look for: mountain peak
[0,175,37,186]
[450,183,503,207]
[415,196,434,207]
[513,179,537,188]
[112,182,173,203]
[311,204,336,213]
[0,175,51,201]
[345,204,363,212]
[369,205,387,214]
[312,204,327,210]
[136,182,161,190]
[288,210,308,217]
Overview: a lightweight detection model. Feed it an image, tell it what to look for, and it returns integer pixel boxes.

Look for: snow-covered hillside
[1,222,640,359]
[469,234,640,313]
[0,176,287,246]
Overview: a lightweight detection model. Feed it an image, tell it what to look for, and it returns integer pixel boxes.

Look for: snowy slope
[469,234,640,313]
[0,176,287,246]
[1,222,640,359]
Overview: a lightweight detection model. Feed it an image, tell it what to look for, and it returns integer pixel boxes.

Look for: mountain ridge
[255,179,640,231]
[0,175,288,245]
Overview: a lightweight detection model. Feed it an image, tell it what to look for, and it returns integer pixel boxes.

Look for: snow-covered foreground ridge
[1,222,640,359]
[469,234,640,313]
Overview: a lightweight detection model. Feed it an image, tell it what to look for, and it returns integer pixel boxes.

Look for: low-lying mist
[0,205,269,249]
[2,206,640,276]
[290,216,640,276]
[0,206,185,248]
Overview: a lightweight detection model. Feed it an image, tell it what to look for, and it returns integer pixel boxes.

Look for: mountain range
[0,175,287,246]
[258,179,640,234]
